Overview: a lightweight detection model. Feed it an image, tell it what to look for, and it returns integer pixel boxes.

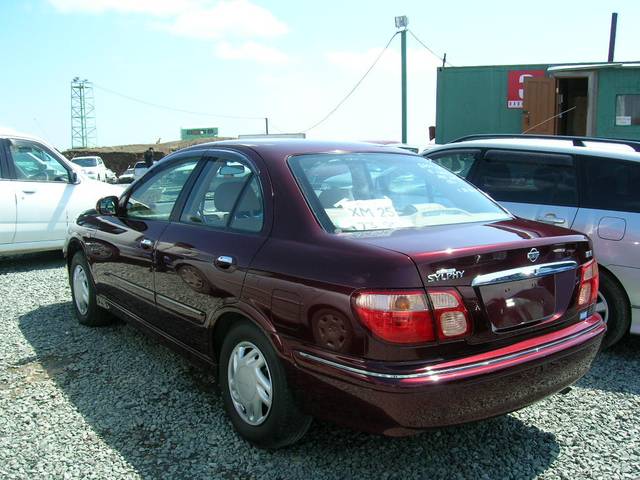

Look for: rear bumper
[287,315,605,435]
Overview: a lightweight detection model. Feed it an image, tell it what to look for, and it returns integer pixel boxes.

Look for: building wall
[436,64,547,143]
[596,68,640,139]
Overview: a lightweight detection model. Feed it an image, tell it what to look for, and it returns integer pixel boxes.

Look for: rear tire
[219,320,311,449]
[598,270,630,349]
[70,251,114,326]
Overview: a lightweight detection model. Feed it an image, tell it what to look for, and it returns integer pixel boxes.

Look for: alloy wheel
[596,291,609,325]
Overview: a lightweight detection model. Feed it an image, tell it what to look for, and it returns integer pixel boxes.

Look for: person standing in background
[144,147,154,167]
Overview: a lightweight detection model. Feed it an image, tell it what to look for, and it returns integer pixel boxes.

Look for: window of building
[615,95,640,126]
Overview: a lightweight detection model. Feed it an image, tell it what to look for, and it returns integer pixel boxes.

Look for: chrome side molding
[471,260,578,287]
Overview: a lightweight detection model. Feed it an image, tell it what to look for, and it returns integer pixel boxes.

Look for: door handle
[214,255,236,270]
[140,238,154,250]
[22,190,36,194]
[536,214,566,225]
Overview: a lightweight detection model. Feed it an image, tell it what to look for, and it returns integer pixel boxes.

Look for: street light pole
[395,16,409,144]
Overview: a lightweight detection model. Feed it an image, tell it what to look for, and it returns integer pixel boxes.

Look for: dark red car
[65,139,605,448]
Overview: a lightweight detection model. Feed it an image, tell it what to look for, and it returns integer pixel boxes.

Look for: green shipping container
[435,62,640,143]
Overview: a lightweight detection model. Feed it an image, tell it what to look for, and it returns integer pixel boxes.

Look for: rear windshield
[289,153,510,233]
[72,158,97,167]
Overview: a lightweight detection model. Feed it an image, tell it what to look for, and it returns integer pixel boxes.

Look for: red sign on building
[507,70,546,108]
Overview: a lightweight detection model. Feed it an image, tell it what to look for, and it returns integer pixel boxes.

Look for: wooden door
[522,77,557,135]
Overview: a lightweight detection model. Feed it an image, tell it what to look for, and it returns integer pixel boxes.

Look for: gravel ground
[0,253,639,480]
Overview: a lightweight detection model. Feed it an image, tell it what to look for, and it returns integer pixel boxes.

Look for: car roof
[184,138,416,158]
[425,138,640,163]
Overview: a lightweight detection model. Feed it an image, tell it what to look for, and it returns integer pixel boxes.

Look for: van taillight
[353,289,470,344]
[578,260,599,308]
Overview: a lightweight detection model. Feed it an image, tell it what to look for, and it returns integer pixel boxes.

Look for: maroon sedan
[65,139,604,448]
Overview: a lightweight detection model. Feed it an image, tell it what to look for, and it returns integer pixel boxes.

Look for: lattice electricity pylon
[70,77,97,148]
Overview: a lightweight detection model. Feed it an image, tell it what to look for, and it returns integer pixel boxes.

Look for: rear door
[0,139,17,244]
[471,149,579,228]
[522,77,557,134]
[153,150,270,355]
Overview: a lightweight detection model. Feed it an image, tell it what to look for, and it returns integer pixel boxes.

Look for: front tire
[70,251,114,326]
[598,270,630,349]
[219,320,311,448]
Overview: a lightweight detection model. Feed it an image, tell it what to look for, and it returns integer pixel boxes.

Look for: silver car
[423,134,640,348]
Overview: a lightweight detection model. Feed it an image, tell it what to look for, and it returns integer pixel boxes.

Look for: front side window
[8,140,70,182]
[289,153,509,233]
[126,159,199,220]
[616,94,640,126]
[181,160,264,232]
[72,157,98,167]
[427,150,479,178]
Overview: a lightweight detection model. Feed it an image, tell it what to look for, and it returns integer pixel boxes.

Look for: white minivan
[0,130,123,255]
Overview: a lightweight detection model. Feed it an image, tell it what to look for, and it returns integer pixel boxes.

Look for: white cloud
[162,0,288,40]
[215,41,289,64]
[48,0,198,16]
[49,0,289,40]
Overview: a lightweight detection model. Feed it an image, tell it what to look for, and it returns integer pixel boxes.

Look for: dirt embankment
[62,136,234,174]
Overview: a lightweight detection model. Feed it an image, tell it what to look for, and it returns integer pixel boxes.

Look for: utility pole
[608,12,618,62]
[265,117,269,135]
[395,16,409,144]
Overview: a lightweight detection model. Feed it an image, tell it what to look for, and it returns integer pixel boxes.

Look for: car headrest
[318,188,353,208]
[214,182,244,212]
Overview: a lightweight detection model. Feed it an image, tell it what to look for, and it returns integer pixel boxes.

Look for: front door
[0,140,16,244]
[153,151,269,355]
[6,138,76,244]
[522,77,557,135]
[90,155,201,321]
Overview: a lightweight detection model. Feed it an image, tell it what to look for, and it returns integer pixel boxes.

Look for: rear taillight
[353,288,470,344]
[354,291,435,343]
[429,289,471,339]
[578,260,599,308]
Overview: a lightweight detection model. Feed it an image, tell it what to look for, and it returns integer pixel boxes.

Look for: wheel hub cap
[72,264,90,316]
[227,341,272,426]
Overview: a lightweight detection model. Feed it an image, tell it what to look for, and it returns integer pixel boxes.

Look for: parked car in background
[424,134,640,348]
[65,139,604,448]
[0,130,123,255]
[70,155,108,181]
[117,167,135,184]
[133,160,152,180]
[105,168,117,184]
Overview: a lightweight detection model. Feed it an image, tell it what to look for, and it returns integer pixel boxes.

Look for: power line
[92,83,265,121]
[408,29,454,67]
[303,31,399,133]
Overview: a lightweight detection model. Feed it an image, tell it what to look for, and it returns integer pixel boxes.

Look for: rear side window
[581,156,640,213]
[426,149,479,178]
[474,150,578,207]
[181,160,264,232]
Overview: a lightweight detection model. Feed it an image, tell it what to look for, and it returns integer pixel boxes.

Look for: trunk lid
[346,218,592,341]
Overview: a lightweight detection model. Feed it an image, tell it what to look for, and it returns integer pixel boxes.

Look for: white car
[0,130,124,255]
[133,160,152,180]
[70,155,108,181]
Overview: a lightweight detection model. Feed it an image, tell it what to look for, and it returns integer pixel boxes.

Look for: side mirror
[97,196,119,216]
[70,171,79,184]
